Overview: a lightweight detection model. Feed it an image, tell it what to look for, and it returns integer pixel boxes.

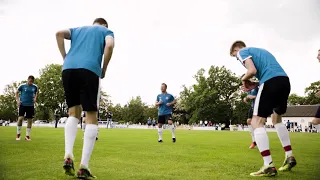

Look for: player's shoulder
[32,84,38,88]
[18,83,27,88]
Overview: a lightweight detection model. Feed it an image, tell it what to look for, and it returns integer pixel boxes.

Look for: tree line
[0,64,319,125]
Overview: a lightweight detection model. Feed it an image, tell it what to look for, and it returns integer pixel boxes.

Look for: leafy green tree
[143,105,158,121]
[179,66,241,125]
[288,93,306,105]
[107,103,124,121]
[98,90,112,119]
[304,81,320,105]
[0,82,21,121]
[36,64,64,121]
[122,96,145,124]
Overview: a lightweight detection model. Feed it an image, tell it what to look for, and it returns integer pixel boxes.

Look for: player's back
[241,47,287,84]
[63,25,114,77]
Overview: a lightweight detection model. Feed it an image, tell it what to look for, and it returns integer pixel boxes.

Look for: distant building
[266,105,318,128]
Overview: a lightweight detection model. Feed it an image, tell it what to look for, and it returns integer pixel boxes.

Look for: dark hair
[230,40,246,56]
[93,18,108,28]
[161,83,167,88]
[28,75,35,80]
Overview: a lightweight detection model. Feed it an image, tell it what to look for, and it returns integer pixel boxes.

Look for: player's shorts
[62,68,100,111]
[152,124,156,126]
[314,106,320,118]
[253,76,290,118]
[18,105,34,118]
[248,107,253,119]
[147,123,151,126]
[158,114,172,124]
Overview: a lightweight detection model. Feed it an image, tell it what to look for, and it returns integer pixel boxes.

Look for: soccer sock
[158,127,163,140]
[64,116,79,159]
[315,124,320,132]
[96,127,99,137]
[81,124,98,168]
[26,128,31,136]
[171,125,175,138]
[248,125,255,142]
[274,123,292,157]
[254,127,273,166]
[17,126,22,134]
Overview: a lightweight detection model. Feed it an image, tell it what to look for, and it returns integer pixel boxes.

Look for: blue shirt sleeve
[237,48,252,63]
[170,94,175,102]
[18,84,23,92]
[156,95,159,102]
[34,85,38,93]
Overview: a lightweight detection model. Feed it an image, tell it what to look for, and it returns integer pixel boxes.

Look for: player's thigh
[79,69,100,112]
[273,77,291,115]
[62,70,81,108]
[165,114,173,124]
[158,115,166,124]
[25,106,34,119]
[253,83,274,118]
[18,105,26,117]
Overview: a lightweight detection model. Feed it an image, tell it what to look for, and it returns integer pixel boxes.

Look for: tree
[288,93,306,105]
[36,64,64,120]
[122,96,145,124]
[98,90,112,119]
[232,93,251,124]
[107,103,123,121]
[143,105,158,121]
[0,82,21,121]
[304,81,320,105]
[179,66,241,125]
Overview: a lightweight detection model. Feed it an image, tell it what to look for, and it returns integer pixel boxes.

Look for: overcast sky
[0,0,319,105]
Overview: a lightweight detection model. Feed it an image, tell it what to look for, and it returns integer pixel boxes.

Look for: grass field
[0,127,319,180]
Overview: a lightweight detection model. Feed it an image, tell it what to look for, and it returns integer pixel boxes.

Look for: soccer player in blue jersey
[15,75,38,141]
[147,117,152,128]
[312,49,320,132]
[230,41,296,177]
[56,17,114,179]
[155,83,176,143]
[244,86,259,149]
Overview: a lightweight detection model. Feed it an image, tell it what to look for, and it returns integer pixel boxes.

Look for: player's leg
[247,117,256,149]
[312,106,320,132]
[167,115,176,143]
[157,116,165,142]
[77,70,100,179]
[272,77,296,172]
[16,105,25,140]
[62,69,81,176]
[24,106,34,140]
[250,83,277,177]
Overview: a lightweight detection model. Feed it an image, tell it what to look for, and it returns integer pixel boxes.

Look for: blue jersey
[63,25,114,77]
[152,120,156,124]
[18,83,38,106]
[156,93,175,116]
[248,87,259,107]
[237,47,287,85]
[147,119,151,124]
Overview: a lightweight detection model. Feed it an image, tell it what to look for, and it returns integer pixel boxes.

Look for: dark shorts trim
[18,105,34,119]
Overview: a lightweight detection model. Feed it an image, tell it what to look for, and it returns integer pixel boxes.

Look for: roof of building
[282,105,319,117]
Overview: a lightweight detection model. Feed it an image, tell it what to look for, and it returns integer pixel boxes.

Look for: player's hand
[242,80,258,91]
[101,71,106,79]
[243,97,249,103]
[316,91,320,98]
[166,103,171,106]
[33,98,36,103]
[158,100,163,105]
[17,100,21,106]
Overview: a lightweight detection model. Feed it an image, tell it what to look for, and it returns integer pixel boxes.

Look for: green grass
[0,127,319,180]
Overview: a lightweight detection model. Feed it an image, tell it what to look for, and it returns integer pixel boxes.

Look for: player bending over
[243,85,259,149]
[15,75,38,141]
[312,49,320,132]
[155,83,176,143]
[230,41,296,177]
[56,17,114,179]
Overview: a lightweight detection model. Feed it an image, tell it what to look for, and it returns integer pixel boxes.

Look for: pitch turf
[0,127,319,180]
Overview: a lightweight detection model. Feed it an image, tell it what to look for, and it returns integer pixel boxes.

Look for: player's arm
[168,96,176,106]
[33,86,38,102]
[155,96,161,106]
[101,35,115,79]
[15,85,22,104]
[241,58,257,81]
[55,29,71,59]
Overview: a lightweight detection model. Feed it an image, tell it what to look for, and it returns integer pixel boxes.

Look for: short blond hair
[230,40,246,56]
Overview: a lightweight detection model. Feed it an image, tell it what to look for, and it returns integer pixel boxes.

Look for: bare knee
[312,118,320,125]
[271,112,282,125]
[158,124,163,128]
[85,111,98,124]
[27,119,32,128]
[168,120,173,125]
[247,119,252,125]
[251,116,266,129]
[68,105,82,119]
[17,117,24,126]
